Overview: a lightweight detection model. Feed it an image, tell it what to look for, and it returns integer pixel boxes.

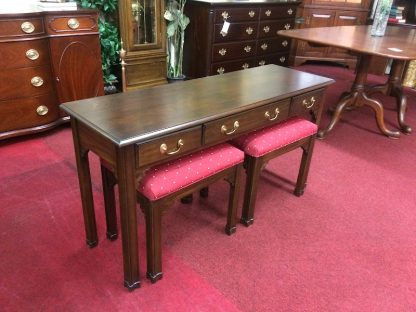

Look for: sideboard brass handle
[221,121,239,135]
[26,49,39,60]
[261,43,268,50]
[242,63,249,69]
[248,10,255,18]
[284,24,291,30]
[244,45,252,53]
[263,26,270,33]
[259,60,266,66]
[67,18,80,29]
[31,76,44,87]
[280,56,286,63]
[221,11,229,20]
[219,48,227,56]
[282,40,288,47]
[246,27,253,35]
[217,67,225,74]
[287,8,293,15]
[21,21,35,34]
[264,108,280,121]
[302,96,316,109]
[160,139,184,155]
[36,105,48,116]
[265,10,271,17]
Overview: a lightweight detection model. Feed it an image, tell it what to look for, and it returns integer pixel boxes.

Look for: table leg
[318,54,400,139]
[71,119,98,247]
[116,145,140,291]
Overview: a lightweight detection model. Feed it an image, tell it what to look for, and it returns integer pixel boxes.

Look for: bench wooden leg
[294,137,316,197]
[225,165,242,234]
[101,165,118,240]
[241,156,263,227]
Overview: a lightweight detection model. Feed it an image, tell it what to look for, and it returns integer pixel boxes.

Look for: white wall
[0,0,39,13]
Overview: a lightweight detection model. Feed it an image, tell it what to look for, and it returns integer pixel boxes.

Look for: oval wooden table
[279,25,416,138]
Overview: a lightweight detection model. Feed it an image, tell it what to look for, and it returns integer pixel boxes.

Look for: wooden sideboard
[184,0,301,79]
[0,10,104,140]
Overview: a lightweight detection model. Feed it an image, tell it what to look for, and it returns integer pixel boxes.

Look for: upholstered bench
[101,143,244,283]
[231,117,318,226]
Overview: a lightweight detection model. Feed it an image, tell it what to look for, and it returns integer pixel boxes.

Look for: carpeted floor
[1,63,416,311]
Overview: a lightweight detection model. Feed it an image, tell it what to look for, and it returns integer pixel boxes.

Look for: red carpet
[1,64,416,311]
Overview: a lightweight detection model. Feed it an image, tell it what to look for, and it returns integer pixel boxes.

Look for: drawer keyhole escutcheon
[265,108,280,121]
[221,11,229,20]
[280,56,286,63]
[261,43,268,50]
[160,139,184,155]
[282,40,288,47]
[284,24,291,30]
[26,49,39,60]
[244,45,252,53]
[302,97,316,109]
[288,9,293,15]
[259,60,266,66]
[263,26,270,33]
[21,22,35,34]
[36,105,49,116]
[31,76,44,87]
[248,10,255,18]
[68,18,80,29]
[265,10,271,17]
[246,27,253,35]
[221,121,239,135]
[217,67,225,74]
[219,48,227,56]
[242,63,249,69]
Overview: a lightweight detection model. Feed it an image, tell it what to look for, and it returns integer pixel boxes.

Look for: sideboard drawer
[258,20,295,38]
[211,59,255,75]
[214,8,259,23]
[213,22,258,43]
[0,17,44,38]
[212,41,257,62]
[0,39,50,70]
[137,126,202,168]
[290,89,325,124]
[260,6,297,20]
[203,99,290,145]
[257,38,290,55]
[256,53,289,67]
[45,14,98,35]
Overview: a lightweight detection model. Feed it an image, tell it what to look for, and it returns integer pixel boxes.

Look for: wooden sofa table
[60,65,333,290]
[279,25,416,138]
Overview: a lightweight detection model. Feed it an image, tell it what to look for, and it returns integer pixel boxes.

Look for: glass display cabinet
[119,0,167,90]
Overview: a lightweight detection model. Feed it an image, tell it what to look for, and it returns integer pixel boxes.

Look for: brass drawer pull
[287,8,293,15]
[264,108,280,121]
[221,121,239,135]
[261,43,268,50]
[259,60,266,66]
[244,45,252,53]
[67,18,80,30]
[280,56,286,63]
[284,24,291,30]
[246,27,253,35]
[21,21,35,34]
[248,10,255,18]
[36,105,48,116]
[302,96,316,109]
[160,139,184,155]
[282,40,288,47]
[219,48,227,56]
[263,26,270,33]
[31,76,44,87]
[26,49,39,60]
[265,10,271,17]
[221,11,229,20]
[217,67,225,74]
[242,63,249,69]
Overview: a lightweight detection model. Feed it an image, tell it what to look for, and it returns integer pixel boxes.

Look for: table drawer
[260,5,297,20]
[256,53,289,67]
[214,8,259,23]
[212,41,257,62]
[45,14,98,35]
[257,38,290,55]
[211,58,255,75]
[0,66,54,100]
[258,20,295,38]
[0,39,50,70]
[0,94,59,132]
[137,126,202,168]
[213,22,258,43]
[290,89,325,124]
[203,99,290,145]
[0,17,45,38]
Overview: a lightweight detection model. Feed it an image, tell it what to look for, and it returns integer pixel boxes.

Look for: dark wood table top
[279,25,416,60]
[61,65,333,146]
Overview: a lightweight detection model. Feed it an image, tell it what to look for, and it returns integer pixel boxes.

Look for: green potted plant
[164,0,190,81]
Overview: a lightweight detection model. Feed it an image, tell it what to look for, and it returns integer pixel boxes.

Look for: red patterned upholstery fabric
[231,117,318,157]
[139,143,244,201]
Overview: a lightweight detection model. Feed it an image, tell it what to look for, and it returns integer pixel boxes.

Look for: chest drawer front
[213,22,258,43]
[260,5,297,20]
[0,39,50,70]
[211,58,255,75]
[212,41,257,62]
[0,18,45,38]
[0,66,54,100]
[214,8,259,23]
[290,89,325,125]
[259,19,295,38]
[203,99,290,145]
[256,53,289,67]
[0,94,59,132]
[45,14,98,35]
[257,38,291,55]
[137,126,202,168]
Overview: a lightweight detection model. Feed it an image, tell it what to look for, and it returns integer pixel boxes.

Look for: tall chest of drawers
[0,10,104,140]
[184,0,301,79]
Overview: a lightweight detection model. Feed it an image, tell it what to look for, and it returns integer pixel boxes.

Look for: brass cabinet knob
[261,43,268,50]
[280,56,286,63]
[259,60,266,66]
[265,10,272,17]
[284,24,291,30]
[217,67,225,74]
[264,108,280,121]
[302,96,316,109]
[282,40,288,47]
[221,121,239,135]
[288,8,293,15]
[221,11,229,20]
[21,21,35,34]
[31,76,44,87]
[242,63,249,69]
[244,45,252,53]
[26,49,39,60]
[160,139,184,155]
[36,105,48,116]
[246,27,253,35]
[218,48,227,56]
[263,26,270,33]
[67,18,80,30]
[248,10,255,18]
